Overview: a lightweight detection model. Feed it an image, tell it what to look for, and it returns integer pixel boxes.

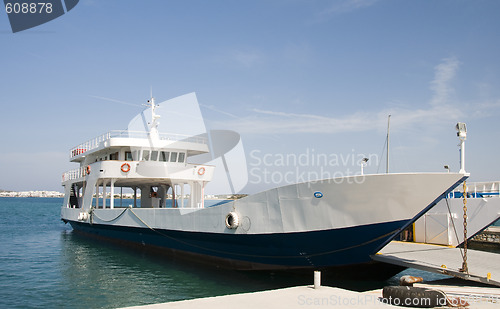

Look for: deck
[372,241,500,287]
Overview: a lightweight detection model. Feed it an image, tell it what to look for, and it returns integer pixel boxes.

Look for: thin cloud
[430,56,460,106]
[89,95,142,108]
[471,99,500,118]
[283,43,313,64]
[252,109,333,121]
[231,50,264,68]
[216,109,378,134]
[319,0,379,17]
[212,57,467,135]
[200,104,241,119]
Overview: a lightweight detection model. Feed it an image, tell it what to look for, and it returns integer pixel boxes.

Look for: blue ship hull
[68,219,408,270]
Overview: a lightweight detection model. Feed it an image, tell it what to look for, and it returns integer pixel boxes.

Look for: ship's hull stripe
[68,219,408,269]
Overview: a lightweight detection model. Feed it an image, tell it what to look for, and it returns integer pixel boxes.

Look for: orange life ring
[121,163,131,173]
[198,167,205,175]
[86,165,91,175]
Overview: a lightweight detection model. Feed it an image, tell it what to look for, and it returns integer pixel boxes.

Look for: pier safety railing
[448,181,500,198]
[69,130,208,159]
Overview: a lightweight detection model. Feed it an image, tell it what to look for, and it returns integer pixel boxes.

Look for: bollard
[314,271,321,289]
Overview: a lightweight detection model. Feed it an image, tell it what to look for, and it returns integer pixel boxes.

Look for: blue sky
[1,0,500,193]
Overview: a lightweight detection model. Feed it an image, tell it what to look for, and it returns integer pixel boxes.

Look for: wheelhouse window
[142,150,150,161]
[110,152,118,160]
[178,152,185,163]
[159,151,169,162]
[125,152,133,161]
[150,151,159,161]
[170,152,178,162]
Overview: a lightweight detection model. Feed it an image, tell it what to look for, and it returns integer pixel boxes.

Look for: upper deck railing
[70,130,207,159]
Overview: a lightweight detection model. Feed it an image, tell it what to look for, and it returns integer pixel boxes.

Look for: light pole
[456,122,467,174]
[360,158,369,175]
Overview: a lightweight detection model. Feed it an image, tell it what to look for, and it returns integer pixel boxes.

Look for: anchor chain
[460,181,468,273]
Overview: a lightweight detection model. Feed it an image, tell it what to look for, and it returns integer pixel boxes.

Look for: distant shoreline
[0,191,64,198]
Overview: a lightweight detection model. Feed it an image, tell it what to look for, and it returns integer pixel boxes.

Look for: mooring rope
[90,207,129,223]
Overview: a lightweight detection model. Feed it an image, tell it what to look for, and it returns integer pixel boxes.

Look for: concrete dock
[415,280,500,302]
[120,284,499,309]
[372,241,500,287]
[120,286,395,309]
[119,241,500,309]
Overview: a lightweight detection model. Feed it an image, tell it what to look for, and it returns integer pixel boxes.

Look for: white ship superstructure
[62,97,214,212]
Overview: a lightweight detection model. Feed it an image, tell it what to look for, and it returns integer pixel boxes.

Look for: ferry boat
[60,93,468,271]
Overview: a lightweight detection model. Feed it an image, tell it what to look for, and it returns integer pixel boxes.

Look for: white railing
[69,130,208,159]
[62,167,87,182]
[449,181,500,198]
[69,132,111,158]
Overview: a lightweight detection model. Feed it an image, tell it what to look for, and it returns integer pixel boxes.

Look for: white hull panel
[62,173,465,234]
[61,173,467,269]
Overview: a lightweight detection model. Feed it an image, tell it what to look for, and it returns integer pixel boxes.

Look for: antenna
[386,115,391,174]
[143,91,160,138]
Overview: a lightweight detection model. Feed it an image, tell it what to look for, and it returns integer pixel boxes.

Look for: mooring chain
[460,181,468,274]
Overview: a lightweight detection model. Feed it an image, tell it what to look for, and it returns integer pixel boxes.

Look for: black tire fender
[382,286,447,308]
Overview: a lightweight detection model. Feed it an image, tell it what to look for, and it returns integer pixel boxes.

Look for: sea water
[0,197,464,309]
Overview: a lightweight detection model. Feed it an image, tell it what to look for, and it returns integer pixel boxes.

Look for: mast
[145,96,160,140]
[386,114,391,174]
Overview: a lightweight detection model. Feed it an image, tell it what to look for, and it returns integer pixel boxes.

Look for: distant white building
[0,191,64,198]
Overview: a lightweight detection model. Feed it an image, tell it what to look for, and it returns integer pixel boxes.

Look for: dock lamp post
[359,158,369,176]
[456,122,467,174]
